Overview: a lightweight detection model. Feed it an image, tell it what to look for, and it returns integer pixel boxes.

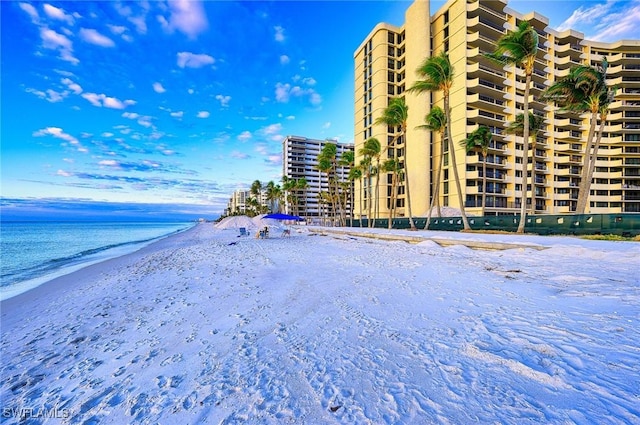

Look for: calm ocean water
[1,221,193,301]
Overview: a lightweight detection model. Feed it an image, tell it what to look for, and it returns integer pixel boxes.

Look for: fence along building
[282,136,354,223]
[354,0,640,219]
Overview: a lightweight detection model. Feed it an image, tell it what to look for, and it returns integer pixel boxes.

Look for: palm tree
[382,158,402,229]
[504,112,545,214]
[461,126,492,217]
[265,181,281,213]
[374,97,416,230]
[486,20,538,233]
[543,59,613,214]
[317,143,341,225]
[339,150,355,226]
[583,86,616,211]
[417,106,447,229]
[250,180,263,212]
[359,137,381,228]
[408,51,471,231]
[349,166,363,227]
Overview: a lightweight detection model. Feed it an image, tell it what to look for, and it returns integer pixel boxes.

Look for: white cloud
[237,131,252,142]
[40,27,78,64]
[197,111,210,118]
[187,88,195,94]
[61,78,82,94]
[266,155,282,166]
[215,94,231,107]
[19,3,39,23]
[274,25,285,42]
[230,150,250,159]
[137,116,154,128]
[82,93,136,109]
[177,52,215,68]
[170,111,184,118]
[33,127,86,152]
[108,24,127,35]
[286,115,295,120]
[26,87,67,103]
[45,89,65,102]
[274,82,322,106]
[590,2,640,42]
[557,2,611,32]
[113,2,148,34]
[302,77,316,86]
[79,28,115,47]
[56,169,73,177]
[43,4,74,25]
[104,96,135,109]
[275,82,291,102]
[259,123,283,142]
[309,91,322,106]
[153,82,166,93]
[262,123,282,135]
[255,143,268,155]
[322,122,331,129]
[99,159,120,167]
[166,0,208,39]
[122,112,140,119]
[280,55,290,65]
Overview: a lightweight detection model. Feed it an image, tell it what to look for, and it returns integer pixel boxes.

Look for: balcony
[594,170,622,178]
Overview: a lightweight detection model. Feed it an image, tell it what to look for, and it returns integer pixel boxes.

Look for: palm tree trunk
[388,171,396,229]
[444,94,471,230]
[365,172,371,227]
[404,162,417,229]
[359,177,363,227]
[576,111,599,215]
[425,133,445,230]
[374,159,381,228]
[401,132,417,230]
[517,73,532,233]
[481,152,487,217]
[530,137,537,215]
[580,115,607,214]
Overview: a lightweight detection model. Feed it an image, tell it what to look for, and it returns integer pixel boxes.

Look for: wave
[1,226,190,290]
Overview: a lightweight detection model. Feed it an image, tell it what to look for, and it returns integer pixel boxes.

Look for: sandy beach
[1,224,639,424]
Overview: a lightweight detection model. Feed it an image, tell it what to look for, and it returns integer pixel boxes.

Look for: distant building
[226,189,251,215]
[355,0,640,217]
[282,136,354,223]
[225,188,269,216]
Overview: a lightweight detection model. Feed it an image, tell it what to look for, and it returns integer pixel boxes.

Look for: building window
[388,31,395,44]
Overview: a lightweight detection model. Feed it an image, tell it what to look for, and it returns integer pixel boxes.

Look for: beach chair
[281,229,291,237]
[239,227,248,237]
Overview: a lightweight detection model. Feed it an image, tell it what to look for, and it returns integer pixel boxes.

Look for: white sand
[1,224,639,424]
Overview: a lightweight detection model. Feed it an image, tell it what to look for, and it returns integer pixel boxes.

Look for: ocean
[0,221,193,301]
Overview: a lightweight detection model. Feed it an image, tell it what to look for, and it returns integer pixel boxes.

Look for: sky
[2,0,640,221]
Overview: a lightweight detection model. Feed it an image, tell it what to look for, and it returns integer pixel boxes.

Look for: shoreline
[1,224,638,424]
[0,223,196,303]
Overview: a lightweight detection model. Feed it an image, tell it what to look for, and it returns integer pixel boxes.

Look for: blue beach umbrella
[263,213,304,221]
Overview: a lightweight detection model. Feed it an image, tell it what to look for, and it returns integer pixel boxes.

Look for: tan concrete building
[354,0,640,218]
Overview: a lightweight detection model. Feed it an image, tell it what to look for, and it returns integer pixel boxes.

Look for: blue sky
[2,1,639,221]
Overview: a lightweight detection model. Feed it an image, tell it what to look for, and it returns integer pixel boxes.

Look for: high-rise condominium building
[282,136,354,223]
[354,0,640,218]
